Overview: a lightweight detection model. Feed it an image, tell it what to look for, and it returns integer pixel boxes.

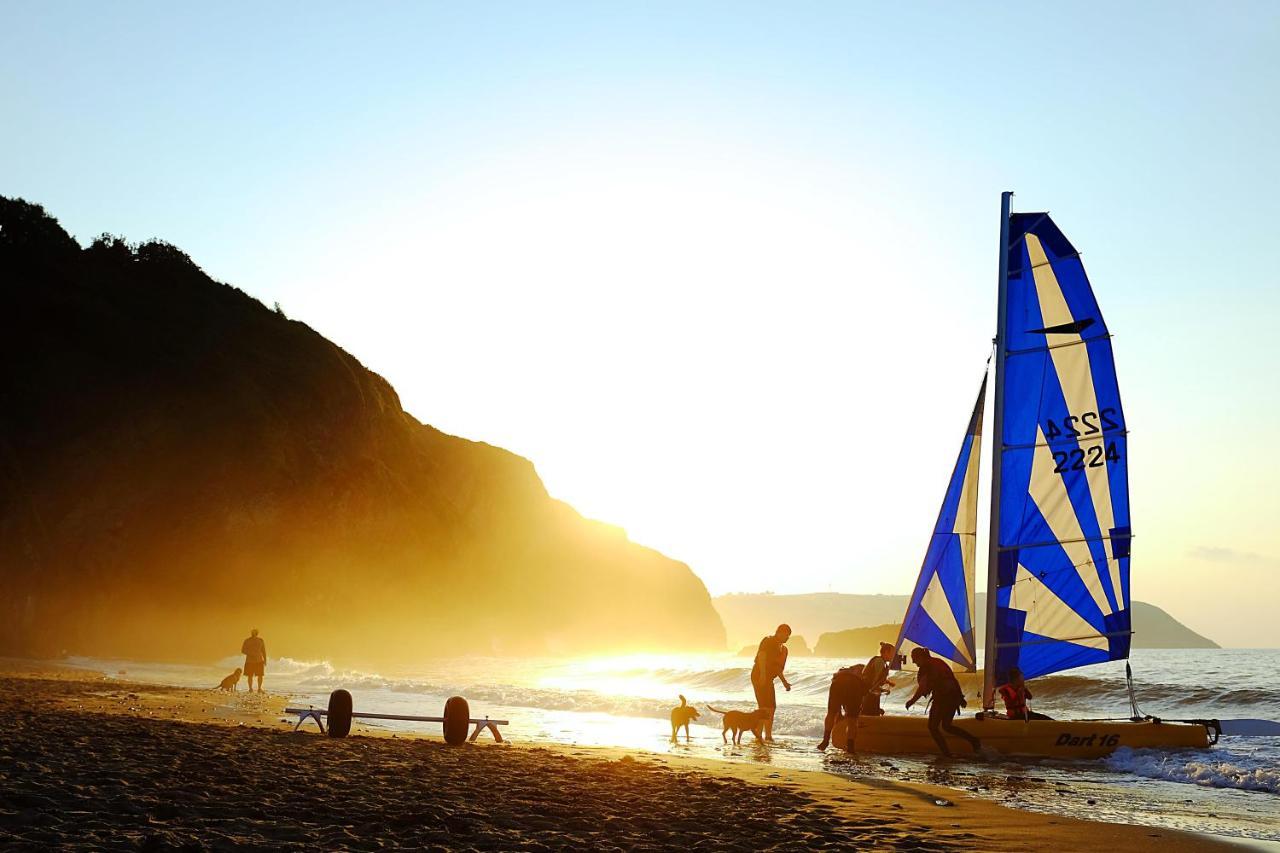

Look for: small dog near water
[670,694,700,742]
[706,705,768,745]
[217,667,242,692]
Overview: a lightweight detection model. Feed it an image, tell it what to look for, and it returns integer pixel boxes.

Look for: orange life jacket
[998,683,1031,718]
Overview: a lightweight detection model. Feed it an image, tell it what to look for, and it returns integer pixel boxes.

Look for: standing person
[240,628,267,694]
[750,623,792,742]
[904,647,981,756]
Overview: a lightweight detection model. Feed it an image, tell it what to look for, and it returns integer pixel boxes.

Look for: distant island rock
[714,593,1218,657]
[0,198,725,665]
[813,624,902,659]
[736,634,813,658]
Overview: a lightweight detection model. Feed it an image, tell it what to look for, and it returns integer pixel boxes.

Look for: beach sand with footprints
[0,663,1233,851]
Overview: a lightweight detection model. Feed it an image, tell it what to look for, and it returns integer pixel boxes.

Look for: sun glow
[288,130,992,600]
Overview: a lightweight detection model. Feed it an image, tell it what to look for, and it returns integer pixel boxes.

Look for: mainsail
[895,377,986,672]
[989,212,1132,685]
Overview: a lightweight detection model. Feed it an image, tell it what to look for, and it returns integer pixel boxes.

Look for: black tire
[327,689,353,738]
[443,696,470,746]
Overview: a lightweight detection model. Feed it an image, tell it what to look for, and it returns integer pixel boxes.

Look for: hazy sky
[3,2,1278,647]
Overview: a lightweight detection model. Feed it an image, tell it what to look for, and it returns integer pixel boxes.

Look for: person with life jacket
[997,666,1052,721]
[816,641,898,750]
[904,647,982,756]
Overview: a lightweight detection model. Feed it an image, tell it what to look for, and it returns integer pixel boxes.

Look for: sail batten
[990,212,1132,684]
[895,377,986,672]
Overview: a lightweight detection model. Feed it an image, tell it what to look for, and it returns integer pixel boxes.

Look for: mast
[982,190,1013,710]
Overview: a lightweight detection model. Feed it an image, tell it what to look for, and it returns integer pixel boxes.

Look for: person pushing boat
[817,641,896,750]
[904,647,981,756]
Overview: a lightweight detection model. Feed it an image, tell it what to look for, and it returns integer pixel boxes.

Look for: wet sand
[0,664,1231,850]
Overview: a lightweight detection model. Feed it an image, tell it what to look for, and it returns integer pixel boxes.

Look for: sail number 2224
[1046,408,1122,473]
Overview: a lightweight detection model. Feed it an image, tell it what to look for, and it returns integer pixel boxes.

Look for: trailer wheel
[443,696,470,745]
[327,689,353,738]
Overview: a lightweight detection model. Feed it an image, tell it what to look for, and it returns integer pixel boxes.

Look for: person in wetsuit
[751,623,792,742]
[904,647,981,756]
[997,666,1051,721]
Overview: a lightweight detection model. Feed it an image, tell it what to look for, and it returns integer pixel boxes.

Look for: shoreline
[0,662,1240,850]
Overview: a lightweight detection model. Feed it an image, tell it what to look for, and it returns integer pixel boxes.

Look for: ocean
[70,648,1280,845]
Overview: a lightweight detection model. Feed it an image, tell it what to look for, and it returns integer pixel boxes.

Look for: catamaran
[830,193,1220,757]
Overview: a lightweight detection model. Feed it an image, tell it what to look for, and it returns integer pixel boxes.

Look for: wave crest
[1106,747,1280,794]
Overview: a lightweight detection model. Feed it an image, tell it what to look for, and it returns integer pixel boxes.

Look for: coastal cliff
[0,198,725,664]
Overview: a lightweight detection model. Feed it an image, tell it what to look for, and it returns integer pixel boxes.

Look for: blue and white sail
[991,213,1132,684]
[895,377,986,672]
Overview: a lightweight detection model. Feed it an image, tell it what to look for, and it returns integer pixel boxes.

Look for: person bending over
[904,647,981,756]
[751,623,792,742]
[817,641,898,750]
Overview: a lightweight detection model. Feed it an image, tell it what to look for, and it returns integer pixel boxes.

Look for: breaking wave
[1030,672,1280,710]
[1106,747,1280,794]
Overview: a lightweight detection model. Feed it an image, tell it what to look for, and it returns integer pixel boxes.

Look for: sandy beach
[0,663,1236,851]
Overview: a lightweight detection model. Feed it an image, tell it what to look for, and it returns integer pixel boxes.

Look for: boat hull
[830,713,1209,758]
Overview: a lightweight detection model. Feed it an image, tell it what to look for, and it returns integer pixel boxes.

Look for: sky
[2,2,1278,647]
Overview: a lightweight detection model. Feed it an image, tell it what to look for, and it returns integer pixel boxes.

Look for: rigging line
[1006,555,1114,584]
[994,629,1132,648]
[1006,334,1115,357]
[1001,429,1129,451]
[997,532,1132,552]
[1022,251,1083,273]
[1008,212,1052,248]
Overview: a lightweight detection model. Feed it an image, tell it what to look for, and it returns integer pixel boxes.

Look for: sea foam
[1105,746,1280,794]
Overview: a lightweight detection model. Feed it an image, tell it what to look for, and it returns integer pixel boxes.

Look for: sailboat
[830,193,1219,757]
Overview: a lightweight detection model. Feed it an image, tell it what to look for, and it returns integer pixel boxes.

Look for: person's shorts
[243,658,265,678]
[827,669,864,718]
[752,676,776,711]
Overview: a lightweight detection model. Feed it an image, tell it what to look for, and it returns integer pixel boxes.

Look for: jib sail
[895,377,986,672]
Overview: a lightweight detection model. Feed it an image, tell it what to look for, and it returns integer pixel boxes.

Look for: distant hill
[736,634,813,657]
[813,624,901,658]
[714,593,1218,655]
[0,198,726,664]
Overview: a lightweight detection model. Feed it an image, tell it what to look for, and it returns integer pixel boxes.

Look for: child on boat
[997,666,1052,721]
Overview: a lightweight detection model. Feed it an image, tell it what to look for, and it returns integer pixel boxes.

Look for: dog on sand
[706,705,768,745]
[670,694,700,742]
[217,667,243,692]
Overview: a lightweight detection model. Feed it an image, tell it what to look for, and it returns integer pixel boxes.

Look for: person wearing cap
[750,623,792,742]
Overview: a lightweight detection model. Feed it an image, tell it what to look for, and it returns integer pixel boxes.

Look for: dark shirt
[917,657,961,700]
[752,635,786,683]
[241,636,266,663]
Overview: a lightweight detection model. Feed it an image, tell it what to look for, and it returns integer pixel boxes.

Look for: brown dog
[670,694,700,742]
[217,667,243,692]
[707,705,768,745]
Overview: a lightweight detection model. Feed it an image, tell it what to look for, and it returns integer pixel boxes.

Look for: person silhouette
[240,628,267,694]
[750,623,792,742]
